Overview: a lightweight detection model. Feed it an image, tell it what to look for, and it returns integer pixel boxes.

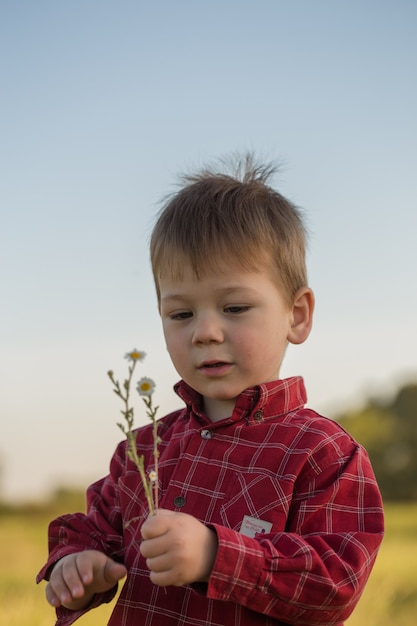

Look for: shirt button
[253,410,263,422]
[200,429,213,439]
[173,495,186,508]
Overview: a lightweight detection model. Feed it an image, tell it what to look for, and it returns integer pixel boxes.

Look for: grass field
[1,501,416,625]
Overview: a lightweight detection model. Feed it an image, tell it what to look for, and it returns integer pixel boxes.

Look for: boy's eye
[170,311,193,320]
[224,305,250,314]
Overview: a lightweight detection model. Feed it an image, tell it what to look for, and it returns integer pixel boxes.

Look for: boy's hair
[150,153,308,304]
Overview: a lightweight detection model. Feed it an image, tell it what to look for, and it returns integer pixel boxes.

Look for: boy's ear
[287,287,315,345]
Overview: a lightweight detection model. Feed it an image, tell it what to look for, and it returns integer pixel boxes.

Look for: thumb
[104,559,127,584]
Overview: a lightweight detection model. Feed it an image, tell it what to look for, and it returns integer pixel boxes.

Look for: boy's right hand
[45,550,127,611]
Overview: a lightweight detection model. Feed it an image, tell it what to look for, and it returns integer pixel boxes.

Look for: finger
[149,568,175,587]
[140,533,171,560]
[77,551,126,592]
[103,559,127,584]
[48,562,77,605]
[147,561,189,588]
[141,508,178,539]
[75,551,96,587]
[145,549,172,573]
[62,556,87,599]
[45,581,62,608]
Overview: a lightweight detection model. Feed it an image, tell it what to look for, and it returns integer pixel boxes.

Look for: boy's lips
[198,360,233,376]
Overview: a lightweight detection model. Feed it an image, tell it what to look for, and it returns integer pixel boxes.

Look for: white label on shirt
[240,515,272,538]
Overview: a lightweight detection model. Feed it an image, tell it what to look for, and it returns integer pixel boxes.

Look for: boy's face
[159,264,299,422]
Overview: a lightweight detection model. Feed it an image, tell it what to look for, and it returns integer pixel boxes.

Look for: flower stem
[108,357,159,517]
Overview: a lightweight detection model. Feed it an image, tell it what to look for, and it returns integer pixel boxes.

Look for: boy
[37,154,384,625]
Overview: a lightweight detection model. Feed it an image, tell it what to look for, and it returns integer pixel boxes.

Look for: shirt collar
[174,377,307,425]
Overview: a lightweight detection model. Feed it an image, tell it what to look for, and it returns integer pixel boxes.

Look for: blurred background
[0,2,416,624]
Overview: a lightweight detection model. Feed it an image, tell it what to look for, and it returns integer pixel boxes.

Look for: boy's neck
[203,397,236,422]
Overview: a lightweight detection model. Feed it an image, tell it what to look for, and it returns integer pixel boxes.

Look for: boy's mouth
[198,360,233,377]
[199,360,228,369]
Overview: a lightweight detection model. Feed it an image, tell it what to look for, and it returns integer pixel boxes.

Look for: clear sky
[1,1,416,502]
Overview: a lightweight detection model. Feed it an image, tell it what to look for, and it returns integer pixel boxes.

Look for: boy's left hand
[140,509,218,587]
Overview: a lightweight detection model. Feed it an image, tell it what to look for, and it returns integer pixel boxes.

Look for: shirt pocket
[219,471,292,534]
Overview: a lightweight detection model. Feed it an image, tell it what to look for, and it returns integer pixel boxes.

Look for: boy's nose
[192,314,224,345]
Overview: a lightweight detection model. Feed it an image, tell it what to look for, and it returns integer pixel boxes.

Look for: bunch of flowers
[107,349,160,515]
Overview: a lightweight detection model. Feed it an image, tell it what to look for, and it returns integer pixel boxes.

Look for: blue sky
[1,1,416,501]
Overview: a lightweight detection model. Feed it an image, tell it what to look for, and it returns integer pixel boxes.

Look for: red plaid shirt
[37,377,384,626]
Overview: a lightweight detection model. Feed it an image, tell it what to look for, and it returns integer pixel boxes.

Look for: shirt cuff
[206,523,265,603]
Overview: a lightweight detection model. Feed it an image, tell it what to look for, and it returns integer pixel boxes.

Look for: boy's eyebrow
[160,285,259,302]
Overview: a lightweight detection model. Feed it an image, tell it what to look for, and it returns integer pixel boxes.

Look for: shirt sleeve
[206,442,384,625]
[36,441,127,626]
